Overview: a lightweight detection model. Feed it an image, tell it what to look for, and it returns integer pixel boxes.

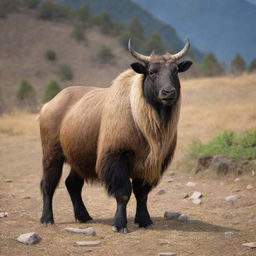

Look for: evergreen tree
[201,53,225,77]
[44,81,61,102]
[145,32,166,55]
[16,80,36,110]
[77,4,91,25]
[231,54,246,75]
[248,58,256,73]
[128,17,145,41]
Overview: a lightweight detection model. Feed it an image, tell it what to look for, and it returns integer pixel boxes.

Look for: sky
[246,0,256,5]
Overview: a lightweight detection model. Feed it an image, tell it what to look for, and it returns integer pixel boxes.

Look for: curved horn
[170,38,190,61]
[128,39,151,63]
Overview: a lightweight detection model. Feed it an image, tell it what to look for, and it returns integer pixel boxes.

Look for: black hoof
[75,215,93,223]
[135,217,153,228]
[112,226,129,233]
[40,216,55,226]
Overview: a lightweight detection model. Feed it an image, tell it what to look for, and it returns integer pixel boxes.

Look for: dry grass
[0,110,39,136]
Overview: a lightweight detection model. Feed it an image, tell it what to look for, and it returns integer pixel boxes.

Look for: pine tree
[201,53,225,77]
[145,32,166,55]
[248,58,256,73]
[231,54,246,75]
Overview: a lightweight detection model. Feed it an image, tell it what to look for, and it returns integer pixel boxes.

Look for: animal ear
[178,61,193,73]
[131,62,147,74]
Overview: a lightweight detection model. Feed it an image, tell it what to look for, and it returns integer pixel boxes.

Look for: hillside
[51,0,202,59]
[133,0,256,64]
[0,11,134,112]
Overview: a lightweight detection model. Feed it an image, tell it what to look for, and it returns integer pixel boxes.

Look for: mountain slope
[133,0,256,63]
[53,0,202,58]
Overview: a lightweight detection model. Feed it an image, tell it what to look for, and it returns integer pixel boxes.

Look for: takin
[39,39,192,233]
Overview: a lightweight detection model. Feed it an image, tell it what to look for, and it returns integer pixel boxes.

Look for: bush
[188,130,256,160]
[16,80,35,101]
[58,64,74,80]
[44,80,61,102]
[97,47,115,63]
[0,0,17,18]
[25,0,38,9]
[72,23,86,41]
[39,2,72,20]
[45,49,57,61]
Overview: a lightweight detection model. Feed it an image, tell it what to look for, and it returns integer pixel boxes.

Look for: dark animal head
[128,39,192,107]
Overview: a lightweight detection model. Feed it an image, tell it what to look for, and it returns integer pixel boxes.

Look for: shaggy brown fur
[40,69,179,185]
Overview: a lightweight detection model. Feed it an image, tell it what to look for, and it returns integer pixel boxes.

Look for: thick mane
[130,73,181,184]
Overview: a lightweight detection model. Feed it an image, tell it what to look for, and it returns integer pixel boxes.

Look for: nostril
[161,88,176,98]
[162,88,171,95]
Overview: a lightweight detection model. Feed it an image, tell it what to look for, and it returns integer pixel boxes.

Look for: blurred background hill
[133,0,256,64]
[0,0,255,113]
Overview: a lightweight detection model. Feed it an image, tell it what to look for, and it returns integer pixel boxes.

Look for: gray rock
[192,198,202,205]
[186,182,196,187]
[4,179,12,183]
[224,232,234,238]
[164,211,181,220]
[64,227,96,236]
[158,253,176,256]
[157,189,166,195]
[225,195,239,201]
[17,232,41,245]
[75,241,101,246]
[0,211,8,218]
[177,215,190,222]
[242,242,256,248]
[191,191,203,200]
[167,178,174,183]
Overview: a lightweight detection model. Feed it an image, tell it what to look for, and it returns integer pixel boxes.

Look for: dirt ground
[0,75,256,256]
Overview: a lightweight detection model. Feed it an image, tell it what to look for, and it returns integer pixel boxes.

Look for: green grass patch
[189,130,256,160]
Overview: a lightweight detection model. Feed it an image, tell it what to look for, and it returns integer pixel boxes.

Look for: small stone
[234,178,240,182]
[192,198,202,205]
[23,196,31,199]
[246,184,253,190]
[225,195,239,201]
[158,253,176,256]
[183,193,189,199]
[0,211,8,218]
[164,211,181,220]
[64,227,96,236]
[167,178,174,183]
[191,191,203,200]
[17,232,41,245]
[252,171,255,176]
[169,171,175,176]
[157,189,166,195]
[242,242,256,248]
[75,241,101,247]
[177,215,189,222]
[186,182,196,187]
[4,179,12,183]
[224,232,234,238]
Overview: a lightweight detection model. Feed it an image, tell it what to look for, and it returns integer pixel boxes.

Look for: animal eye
[149,70,155,76]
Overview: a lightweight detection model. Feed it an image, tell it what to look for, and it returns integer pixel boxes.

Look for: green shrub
[188,130,256,160]
[0,0,17,18]
[44,80,61,102]
[25,0,38,9]
[16,80,35,101]
[72,23,85,41]
[45,49,57,61]
[249,59,256,73]
[231,54,246,75]
[58,64,74,80]
[97,47,115,63]
[39,2,72,20]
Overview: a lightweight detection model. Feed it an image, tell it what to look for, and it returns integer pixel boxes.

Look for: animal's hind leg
[65,169,92,222]
[103,153,132,233]
[132,179,153,228]
[40,150,64,225]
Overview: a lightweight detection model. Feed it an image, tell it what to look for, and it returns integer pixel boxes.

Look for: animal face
[131,61,192,106]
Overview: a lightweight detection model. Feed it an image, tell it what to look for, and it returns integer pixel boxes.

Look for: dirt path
[0,131,256,256]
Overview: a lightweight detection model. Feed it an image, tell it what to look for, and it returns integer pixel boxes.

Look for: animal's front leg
[132,179,153,228]
[102,153,132,233]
